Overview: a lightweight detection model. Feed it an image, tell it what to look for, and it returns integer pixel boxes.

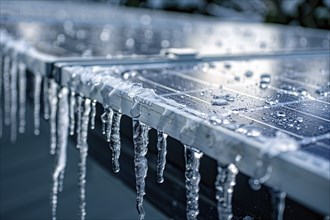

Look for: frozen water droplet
[184,145,203,220]
[33,74,42,135]
[156,131,168,183]
[215,163,238,220]
[109,111,122,173]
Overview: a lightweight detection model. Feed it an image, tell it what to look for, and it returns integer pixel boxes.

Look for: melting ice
[215,163,238,220]
[184,145,203,220]
[51,87,69,220]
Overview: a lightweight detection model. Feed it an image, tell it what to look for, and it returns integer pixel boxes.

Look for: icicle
[33,73,42,135]
[79,98,91,220]
[215,163,238,220]
[51,87,69,220]
[271,190,286,220]
[156,130,168,183]
[184,145,203,220]
[49,80,58,155]
[0,55,3,138]
[90,100,96,129]
[10,57,17,142]
[18,62,26,134]
[3,56,11,126]
[43,78,50,120]
[69,90,76,135]
[101,106,113,142]
[109,111,122,173]
[132,119,150,220]
[76,95,83,149]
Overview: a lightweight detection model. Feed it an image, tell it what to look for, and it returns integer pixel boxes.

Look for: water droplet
[245,70,253,77]
[276,111,286,118]
[296,117,303,123]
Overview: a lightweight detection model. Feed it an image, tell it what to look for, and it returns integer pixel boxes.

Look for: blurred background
[85,0,330,29]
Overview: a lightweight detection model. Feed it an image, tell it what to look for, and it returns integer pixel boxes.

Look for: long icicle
[18,62,26,134]
[51,87,69,220]
[49,80,58,155]
[156,130,168,183]
[3,56,11,126]
[43,78,50,120]
[215,163,238,220]
[133,119,150,220]
[109,111,122,173]
[184,145,203,220]
[0,55,3,138]
[33,73,42,135]
[69,90,76,135]
[76,95,83,149]
[271,190,286,220]
[10,56,18,142]
[79,98,91,220]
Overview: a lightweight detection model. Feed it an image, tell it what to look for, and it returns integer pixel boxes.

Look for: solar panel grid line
[275,75,323,90]
[150,66,330,126]
[177,69,330,121]
[237,114,304,139]
[282,106,330,122]
[267,85,330,105]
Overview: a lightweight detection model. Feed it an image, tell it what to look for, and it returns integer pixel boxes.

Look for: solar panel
[0,1,329,219]
[56,53,329,214]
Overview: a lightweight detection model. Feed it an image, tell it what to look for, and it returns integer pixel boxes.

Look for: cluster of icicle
[0,34,300,219]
